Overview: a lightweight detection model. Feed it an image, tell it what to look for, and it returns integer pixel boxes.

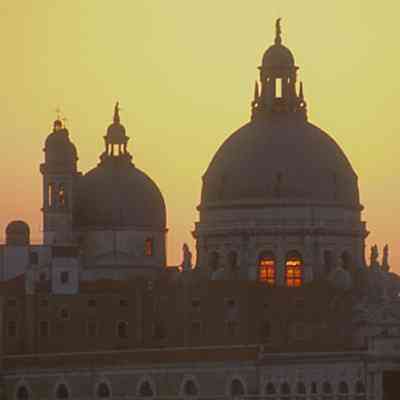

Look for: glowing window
[48,183,54,207]
[285,251,303,287]
[258,252,276,286]
[145,238,153,256]
[58,184,66,207]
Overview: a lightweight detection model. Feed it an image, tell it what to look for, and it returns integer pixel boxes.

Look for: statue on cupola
[251,18,307,119]
[101,102,132,162]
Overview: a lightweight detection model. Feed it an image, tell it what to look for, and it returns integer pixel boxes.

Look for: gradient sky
[0,1,398,269]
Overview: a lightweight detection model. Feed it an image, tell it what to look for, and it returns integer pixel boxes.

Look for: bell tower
[40,119,79,244]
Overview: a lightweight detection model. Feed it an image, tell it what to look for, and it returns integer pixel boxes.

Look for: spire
[113,101,120,124]
[275,18,282,45]
[254,81,259,101]
[299,81,304,100]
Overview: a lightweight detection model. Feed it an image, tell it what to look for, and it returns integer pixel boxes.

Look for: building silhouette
[0,20,399,400]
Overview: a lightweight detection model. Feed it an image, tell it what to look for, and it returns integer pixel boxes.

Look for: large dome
[201,116,360,209]
[74,158,166,229]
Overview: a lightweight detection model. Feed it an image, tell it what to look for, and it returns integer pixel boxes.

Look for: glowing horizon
[0,1,398,270]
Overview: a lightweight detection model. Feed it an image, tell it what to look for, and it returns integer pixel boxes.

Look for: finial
[299,81,304,100]
[254,80,260,100]
[113,101,120,123]
[275,18,282,45]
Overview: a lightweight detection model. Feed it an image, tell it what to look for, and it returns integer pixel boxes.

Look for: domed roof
[44,122,78,170]
[262,44,295,68]
[201,117,360,209]
[6,220,30,245]
[6,220,30,235]
[74,158,166,229]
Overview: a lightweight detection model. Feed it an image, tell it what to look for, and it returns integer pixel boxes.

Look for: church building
[0,20,399,400]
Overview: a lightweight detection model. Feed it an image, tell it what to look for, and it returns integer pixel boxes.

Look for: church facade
[0,20,399,400]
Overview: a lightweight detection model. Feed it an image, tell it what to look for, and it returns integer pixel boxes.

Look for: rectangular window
[39,321,49,337]
[60,271,69,284]
[276,78,283,98]
[225,320,238,337]
[87,320,98,337]
[7,321,17,337]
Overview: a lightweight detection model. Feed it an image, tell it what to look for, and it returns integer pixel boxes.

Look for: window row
[14,378,367,400]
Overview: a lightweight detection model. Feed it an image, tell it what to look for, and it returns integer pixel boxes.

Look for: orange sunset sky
[0,1,399,269]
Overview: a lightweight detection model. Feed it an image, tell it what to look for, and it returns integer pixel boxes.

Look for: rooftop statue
[382,244,390,272]
[370,244,380,269]
[182,243,192,271]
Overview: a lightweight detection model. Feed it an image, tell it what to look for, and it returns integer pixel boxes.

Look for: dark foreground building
[0,20,399,400]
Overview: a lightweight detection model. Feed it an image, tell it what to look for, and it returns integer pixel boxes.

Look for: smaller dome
[6,220,30,246]
[262,44,295,68]
[44,124,78,172]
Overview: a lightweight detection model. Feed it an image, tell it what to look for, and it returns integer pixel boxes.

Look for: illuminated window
[48,183,54,207]
[258,252,276,286]
[145,238,153,256]
[58,184,66,207]
[285,251,303,287]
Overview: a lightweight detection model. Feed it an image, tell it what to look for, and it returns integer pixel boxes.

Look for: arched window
[58,184,66,207]
[56,384,69,400]
[209,251,219,271]
[258,252,276,286]
[265,383,276,395]
[341,251,351,270]
[117,321,128,338]
[230,379,245,398]
[280,382,291,398]
[322,382,333,400]
[338,382,349,400]
[16,386,29,400]
[227,251,238,271]
[285,251,303,287]
[296,382,306,398]
[355,381,366,400]
[96,383,111,399]
[183,380,198,397]
[138,381,154,397]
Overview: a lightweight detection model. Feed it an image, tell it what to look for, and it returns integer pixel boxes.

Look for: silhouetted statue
[182,243,192,271]
[382,244,390,272]
[370,245,379,268]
